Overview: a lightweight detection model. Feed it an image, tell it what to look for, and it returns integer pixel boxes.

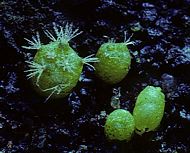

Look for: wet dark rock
[166,46,190,77]
[31,128,47,149]
[180,107,190,122]
[68,92,81,114]
[161,73,176,93]
[142,8,157,22]
[177,83,190,97]
[147,27,163,37]
[156,17,171,31]
[3,72,19,94]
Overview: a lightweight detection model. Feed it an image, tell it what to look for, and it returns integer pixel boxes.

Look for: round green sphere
[133,86,165,135]
[23,23,99,100]
[94,42,131,84]
[104,109,135,141]
[32,41,83,98]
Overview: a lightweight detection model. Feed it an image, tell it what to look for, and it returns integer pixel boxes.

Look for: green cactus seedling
[23,23,99,101]
[104,109,135,141]
[94,34,133,84]
[133,86,165,135]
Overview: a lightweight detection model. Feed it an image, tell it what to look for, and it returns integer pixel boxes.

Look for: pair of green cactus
[105,86,165,141]
[23,22,132,101]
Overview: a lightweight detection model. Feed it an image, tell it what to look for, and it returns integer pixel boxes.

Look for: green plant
[94,34,133,84]
[133,86,165,135]
[23,23,99,101]
[104,109,135,141]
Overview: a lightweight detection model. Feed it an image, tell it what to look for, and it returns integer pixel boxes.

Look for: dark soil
[0,0,190,152]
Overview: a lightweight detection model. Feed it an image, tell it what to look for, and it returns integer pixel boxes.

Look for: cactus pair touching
[23,22,132,101]
[105,86,165,141]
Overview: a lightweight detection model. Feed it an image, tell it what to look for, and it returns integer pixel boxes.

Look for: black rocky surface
[0,0,190,152]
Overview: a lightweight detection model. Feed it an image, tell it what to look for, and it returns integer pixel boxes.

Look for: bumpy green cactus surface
[23,23,98,100]
[105,109,135,141]
[133,86,165,135]
[94,42,131,84]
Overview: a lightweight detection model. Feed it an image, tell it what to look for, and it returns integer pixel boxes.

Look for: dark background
[0,0,190,152]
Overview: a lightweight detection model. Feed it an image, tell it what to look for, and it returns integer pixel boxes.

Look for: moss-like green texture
[104,109,135,141]
[133,86,165,135]
[33,41,83,98]
[94,42,131,84]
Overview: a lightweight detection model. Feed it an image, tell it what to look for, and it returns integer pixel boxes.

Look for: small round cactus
[94,34,133,84]
[22,23,99,101]
[104,109,135,141]
[133,86,165,135]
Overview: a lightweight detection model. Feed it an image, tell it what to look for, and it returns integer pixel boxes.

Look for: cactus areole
[22,23,99,100]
